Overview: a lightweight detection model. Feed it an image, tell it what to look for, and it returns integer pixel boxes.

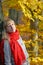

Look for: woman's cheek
[13,26,16,31]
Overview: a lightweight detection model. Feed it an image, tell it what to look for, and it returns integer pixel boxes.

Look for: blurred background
[0,0,43,65]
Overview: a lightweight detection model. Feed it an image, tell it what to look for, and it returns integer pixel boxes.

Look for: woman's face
[6,20,16,33]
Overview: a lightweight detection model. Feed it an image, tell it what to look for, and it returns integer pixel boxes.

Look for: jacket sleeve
[4,40,12,65]
[17,36,30,65]
[17,36,29,59]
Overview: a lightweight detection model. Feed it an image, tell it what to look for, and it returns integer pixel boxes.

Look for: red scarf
[8,30,26,65]
[0,30,26,65]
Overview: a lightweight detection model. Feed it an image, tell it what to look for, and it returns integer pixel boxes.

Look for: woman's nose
[8,25,12,27]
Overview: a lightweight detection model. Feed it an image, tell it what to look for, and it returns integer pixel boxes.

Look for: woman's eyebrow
[7,23,10,25]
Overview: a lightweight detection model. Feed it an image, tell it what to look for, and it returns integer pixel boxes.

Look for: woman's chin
[8,31,15,33]
[6,29,16,33]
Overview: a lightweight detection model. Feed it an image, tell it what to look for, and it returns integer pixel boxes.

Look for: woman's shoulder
[0,39,4,47]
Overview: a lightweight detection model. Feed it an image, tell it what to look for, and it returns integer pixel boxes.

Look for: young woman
[0,18,30,65]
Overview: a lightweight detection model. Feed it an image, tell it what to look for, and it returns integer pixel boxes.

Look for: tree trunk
[30,18,39,57]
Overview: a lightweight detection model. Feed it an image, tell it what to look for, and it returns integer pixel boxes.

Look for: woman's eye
[12,24,13,25]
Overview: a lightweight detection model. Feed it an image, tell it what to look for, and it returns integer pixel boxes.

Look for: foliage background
[1,0,43,64]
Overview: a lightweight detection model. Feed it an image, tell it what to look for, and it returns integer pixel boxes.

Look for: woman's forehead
[7,20,14,24]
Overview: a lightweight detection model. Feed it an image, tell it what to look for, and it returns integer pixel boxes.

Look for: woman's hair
[3,18,16,28]
[2,18,16,40]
